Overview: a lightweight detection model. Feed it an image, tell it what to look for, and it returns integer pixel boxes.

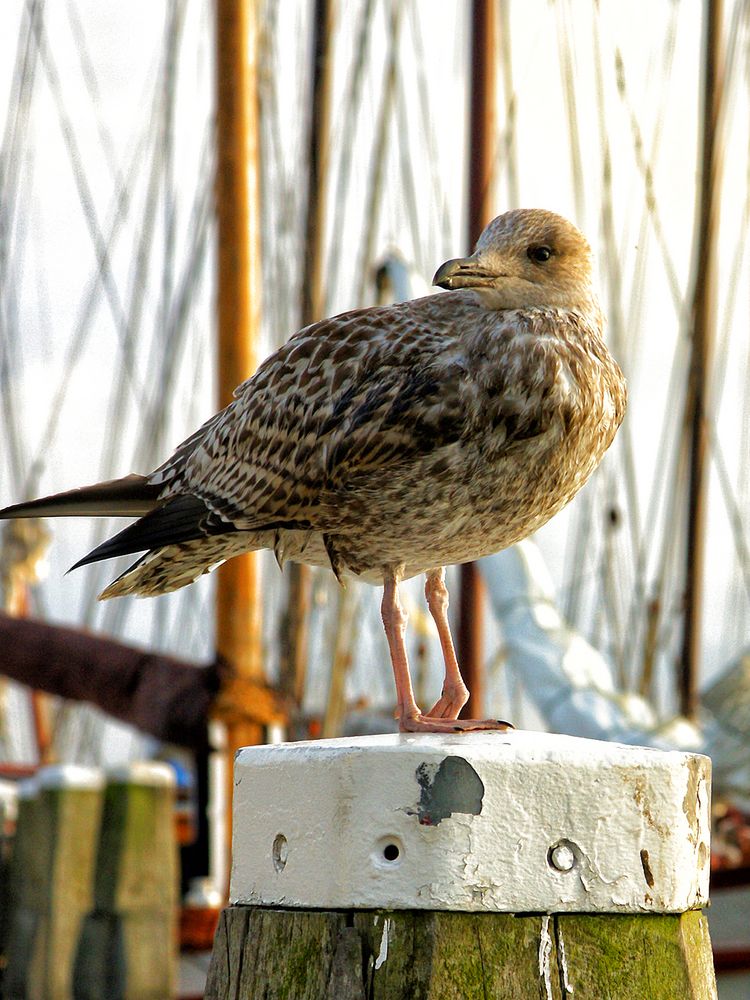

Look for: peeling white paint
[374,917,391,970]
[557,923,574,995]
[230,732,711,913]
[538,915,554,1000]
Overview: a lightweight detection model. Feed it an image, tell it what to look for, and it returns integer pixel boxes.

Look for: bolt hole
[372,835,404,869]
[272,833,288,873]
[548,839,577,873]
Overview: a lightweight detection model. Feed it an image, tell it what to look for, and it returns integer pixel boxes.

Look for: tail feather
[0,475,161,519]
[2,475,260,601]
[98,533,256,599]
[69,495,226,571]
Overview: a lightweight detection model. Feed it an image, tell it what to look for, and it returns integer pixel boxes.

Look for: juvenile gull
[0,209,626,733]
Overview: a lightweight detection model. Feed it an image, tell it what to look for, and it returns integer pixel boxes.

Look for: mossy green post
[205,906,716,999]
[2,768,103,1000]
[72,763,178,1000]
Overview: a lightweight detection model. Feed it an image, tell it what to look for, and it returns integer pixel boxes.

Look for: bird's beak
[432,255,497,290]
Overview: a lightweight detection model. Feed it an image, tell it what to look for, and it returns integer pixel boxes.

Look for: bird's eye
[527,245,552,263]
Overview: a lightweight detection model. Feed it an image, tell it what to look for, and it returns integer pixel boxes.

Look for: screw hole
[372,836,404,869]
[272,833,288,873]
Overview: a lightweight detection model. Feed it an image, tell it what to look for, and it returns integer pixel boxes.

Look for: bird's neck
[471,285,599,315]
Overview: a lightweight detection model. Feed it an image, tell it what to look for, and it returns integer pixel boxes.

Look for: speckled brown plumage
[0,209,626,733]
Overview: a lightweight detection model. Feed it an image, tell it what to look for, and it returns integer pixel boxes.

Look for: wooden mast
[679,0,724,719]
[214,0,262,679]
[458,0,496,718]
[213,0,269,876]
[279,0,333,722]
[301,0,332,327]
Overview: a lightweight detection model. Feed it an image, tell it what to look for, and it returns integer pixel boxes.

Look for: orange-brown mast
[215,0,262,678]
[458,0,496,718]
[213,0,274,878]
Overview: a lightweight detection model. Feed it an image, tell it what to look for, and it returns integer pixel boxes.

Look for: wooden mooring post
[73,762,179,999]
[0,761,178,999]
[206,732,717,998]
[2,766,104,999]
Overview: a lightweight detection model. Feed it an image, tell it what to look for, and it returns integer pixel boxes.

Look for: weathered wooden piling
[2,766,104,1000]
[206,731,717,998]
[72,762,178,1000]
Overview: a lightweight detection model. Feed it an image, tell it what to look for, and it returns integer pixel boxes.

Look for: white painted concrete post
[230,731,711,915]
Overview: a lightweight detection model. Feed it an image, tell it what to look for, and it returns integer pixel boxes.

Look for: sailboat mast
[458,0,496,718]
[279,0,333,719]
[214,0,262,683]
[301,0,332,326]
[679,0,724,718]
[213,0,265,883]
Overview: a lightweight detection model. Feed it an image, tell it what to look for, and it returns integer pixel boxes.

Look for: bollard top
[37,764,105,791]
[105,761,176,787]
[231,730,711,914]
[234,728,706,767]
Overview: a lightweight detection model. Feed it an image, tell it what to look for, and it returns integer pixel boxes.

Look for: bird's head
[433,208,595,312]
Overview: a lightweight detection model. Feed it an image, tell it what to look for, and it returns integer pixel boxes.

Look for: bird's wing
[148,295,571,534]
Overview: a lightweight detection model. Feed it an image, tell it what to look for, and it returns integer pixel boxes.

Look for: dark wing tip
[67,494,237,572]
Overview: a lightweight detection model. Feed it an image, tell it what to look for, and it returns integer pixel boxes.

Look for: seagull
[1,209,626,733]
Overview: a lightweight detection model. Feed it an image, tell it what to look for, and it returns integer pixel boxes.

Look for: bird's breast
[311,331,625,580]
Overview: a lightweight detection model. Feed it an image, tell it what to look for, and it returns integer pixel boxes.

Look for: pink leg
[381,567,512,734]
[424,568,469,719]
[381,569,421,724]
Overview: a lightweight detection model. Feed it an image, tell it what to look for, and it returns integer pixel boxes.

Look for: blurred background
[0,1,748,996]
